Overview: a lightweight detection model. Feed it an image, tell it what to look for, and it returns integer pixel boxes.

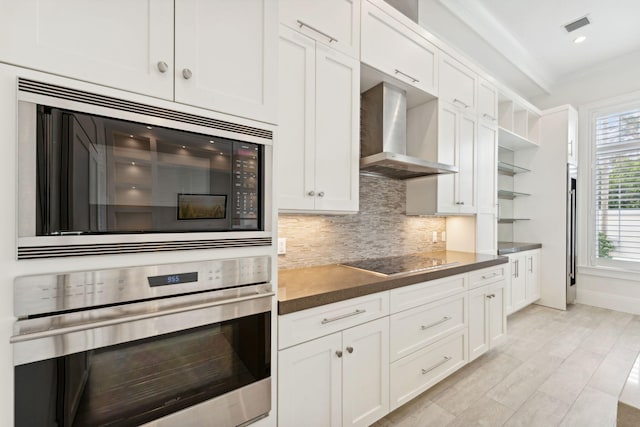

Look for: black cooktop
[341,253,459,276]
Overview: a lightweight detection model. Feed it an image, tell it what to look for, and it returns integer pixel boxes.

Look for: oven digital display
[148,272,198,287]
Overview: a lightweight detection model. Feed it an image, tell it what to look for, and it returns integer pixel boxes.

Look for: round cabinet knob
[182,68,193,80]
[346,346,354,354]
[307,190,315,197]
[335,350,343,358]
[318,191,325,197]
[157,61,169,73]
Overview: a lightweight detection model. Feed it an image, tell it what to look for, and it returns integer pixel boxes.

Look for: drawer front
[278,292,389,349]
[390,330,467,411]
[389,274,467,313]
[469,264,507,290]
[390,294,466,362]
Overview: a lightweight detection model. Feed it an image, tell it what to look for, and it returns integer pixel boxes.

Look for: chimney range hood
[360,82,458,180]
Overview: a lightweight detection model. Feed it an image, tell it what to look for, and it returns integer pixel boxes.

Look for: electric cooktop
[341,253,460,276]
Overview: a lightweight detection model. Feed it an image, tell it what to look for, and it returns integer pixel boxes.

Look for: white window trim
[579,88,640,278]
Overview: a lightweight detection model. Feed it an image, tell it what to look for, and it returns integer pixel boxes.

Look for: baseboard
[577,289,640,315]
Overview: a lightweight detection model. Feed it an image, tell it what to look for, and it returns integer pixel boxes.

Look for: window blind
[594,108,640,262]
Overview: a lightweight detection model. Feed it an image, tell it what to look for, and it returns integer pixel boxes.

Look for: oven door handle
[11,291,274,344]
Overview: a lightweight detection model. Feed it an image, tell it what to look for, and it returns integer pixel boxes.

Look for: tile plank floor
[373,303,640,427]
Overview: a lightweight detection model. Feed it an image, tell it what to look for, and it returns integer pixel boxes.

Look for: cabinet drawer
[278,292,389,349]
[390,330,467,410]
[390,294,466,361]
[469,264,507,290]
[389,274,467,313]
[439,54,477,111]
[279,0,360,59]
[361,0,438,95]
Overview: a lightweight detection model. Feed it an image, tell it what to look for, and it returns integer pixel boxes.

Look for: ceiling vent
[564,16,590,33]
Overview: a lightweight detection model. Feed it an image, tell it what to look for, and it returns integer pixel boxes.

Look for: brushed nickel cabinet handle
[481,272,500,280]
[182,68,193,80]
[307,190,315,196]
[157,61,169,73]
[453,98,470,109]
[421,356,452,375]
[336,350,343,358]
[321,309,366,325]
[394,68,420,83]
[421,316,452,330]
[297,20,338,43]
[483,113,496,121]
[318,191,325,197]
[346,346,354,354]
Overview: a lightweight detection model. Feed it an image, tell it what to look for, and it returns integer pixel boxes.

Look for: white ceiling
[417,0,640,100]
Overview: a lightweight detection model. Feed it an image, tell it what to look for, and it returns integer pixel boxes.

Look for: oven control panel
[14,256,271,318]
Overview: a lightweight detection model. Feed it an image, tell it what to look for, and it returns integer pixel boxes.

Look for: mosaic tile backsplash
[278,173,446,269]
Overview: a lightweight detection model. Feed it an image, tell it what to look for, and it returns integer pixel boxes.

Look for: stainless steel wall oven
[17,79,273,259]
[12,256,272,427]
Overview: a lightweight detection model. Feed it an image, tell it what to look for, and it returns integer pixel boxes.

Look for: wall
[278,173,446,269]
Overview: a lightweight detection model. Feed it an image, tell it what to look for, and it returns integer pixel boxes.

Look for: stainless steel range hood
[360,82,458,180]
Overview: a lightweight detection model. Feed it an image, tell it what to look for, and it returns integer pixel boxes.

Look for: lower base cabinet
[468,282,507,361]
[278,317,389,427]
[506,249,540,315]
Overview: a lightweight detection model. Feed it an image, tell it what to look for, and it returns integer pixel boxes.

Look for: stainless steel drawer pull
[297,20,338,43]
[421,316,452,330]
[394,69,420,83]
[482,113,496,121]
[453,98,470,109]
[485,294,496,299]
[321,309,366,324]
[481,272,500,280]
[421,356,452,375]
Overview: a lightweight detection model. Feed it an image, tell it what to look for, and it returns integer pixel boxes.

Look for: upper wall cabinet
[280,0,360,59]
[361,0,438,96]
[0,0,277,124]
[478,79,499,124]
[439,54,477,112]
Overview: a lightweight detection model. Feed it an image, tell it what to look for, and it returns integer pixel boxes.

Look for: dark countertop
[497,242,542,255]
[278,250,508,314]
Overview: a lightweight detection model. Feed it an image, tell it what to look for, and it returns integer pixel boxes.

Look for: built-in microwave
[17,79,273,259]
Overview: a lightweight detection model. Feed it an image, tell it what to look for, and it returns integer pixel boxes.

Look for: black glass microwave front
[15,312,271,427]
[35,106,264,235]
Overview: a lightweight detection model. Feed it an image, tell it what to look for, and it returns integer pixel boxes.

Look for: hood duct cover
[360,82,458,180]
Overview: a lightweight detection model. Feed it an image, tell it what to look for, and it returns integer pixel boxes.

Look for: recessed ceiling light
[574,36,587,44]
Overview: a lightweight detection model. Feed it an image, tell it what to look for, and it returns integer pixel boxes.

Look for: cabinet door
[457,113,477,213]
[525,250,540,302]
[436,104,459,213]
[488,282,507,349]
[361,1,438,95]
[0,0,174,99]
[279,333,343,427]
[314,44,360,212]
[439,54,477,111]
[342,318,390,427]
[174,0,277,123]
[478,79,498,123]
[476,122,497,254]
[509,254,527,314]
[280,0,360,58]
[277,27,317,211]
[468,285,489,362]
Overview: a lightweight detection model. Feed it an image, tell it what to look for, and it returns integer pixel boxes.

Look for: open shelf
[498,190,530,200]
[497,161,530,176]
[498,218,531,224]
[498,127,539,151]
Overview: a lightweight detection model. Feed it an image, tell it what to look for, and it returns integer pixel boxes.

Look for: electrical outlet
[277,238,287,255]
[432,231,438,242]
[442,231,446,242]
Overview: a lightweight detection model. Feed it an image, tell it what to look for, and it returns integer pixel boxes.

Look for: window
[594,107,640,263]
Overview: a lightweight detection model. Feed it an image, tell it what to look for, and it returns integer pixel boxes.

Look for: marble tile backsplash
[278,173,446,269]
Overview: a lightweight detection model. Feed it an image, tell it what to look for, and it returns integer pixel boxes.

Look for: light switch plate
[277,238,286,255]
[432,231,438,242]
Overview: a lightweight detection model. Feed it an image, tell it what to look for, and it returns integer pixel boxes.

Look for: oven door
[12,286,273,427]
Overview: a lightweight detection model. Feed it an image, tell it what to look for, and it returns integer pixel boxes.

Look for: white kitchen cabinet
[468,281,506,361]
[406,102,477,215]
[478,79,499,124]
[361,0,438,96]
[278,317,389,427]
[476,121,498,254]
[279,0,360,59]
[506,249,540,314]
[439,54,477,112]
[174,0,277,123]
[278,26,360,213]
[0,0,277,123]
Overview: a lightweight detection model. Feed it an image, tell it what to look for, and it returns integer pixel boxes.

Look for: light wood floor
[373,303,640,427]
